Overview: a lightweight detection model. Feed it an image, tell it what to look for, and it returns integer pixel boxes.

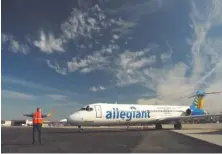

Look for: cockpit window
[80,106,93,111]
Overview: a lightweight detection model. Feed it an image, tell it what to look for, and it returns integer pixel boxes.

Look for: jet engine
[185,108,192,116]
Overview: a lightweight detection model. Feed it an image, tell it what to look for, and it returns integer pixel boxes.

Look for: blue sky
[2,0,222,120]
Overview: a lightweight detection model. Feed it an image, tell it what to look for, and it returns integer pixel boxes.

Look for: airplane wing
[155,113,222,124]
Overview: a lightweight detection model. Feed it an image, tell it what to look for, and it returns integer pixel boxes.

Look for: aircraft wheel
[78,125,83,132]
[155,123,162,130]
[174,123,182,130]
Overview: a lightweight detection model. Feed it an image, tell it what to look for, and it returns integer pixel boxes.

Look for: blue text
[105,108,150,120]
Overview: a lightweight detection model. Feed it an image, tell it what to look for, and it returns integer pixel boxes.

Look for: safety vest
[32,111,43,124]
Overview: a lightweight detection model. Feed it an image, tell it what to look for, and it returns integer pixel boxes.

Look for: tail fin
[190,95,204,109]
[189,90,222,110]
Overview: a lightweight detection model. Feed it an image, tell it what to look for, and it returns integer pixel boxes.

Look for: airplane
[66,90,222,130]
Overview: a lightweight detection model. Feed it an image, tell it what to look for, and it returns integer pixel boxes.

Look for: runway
[2,125,222,153]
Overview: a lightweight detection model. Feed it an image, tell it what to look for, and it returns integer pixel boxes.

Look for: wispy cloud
[2,89,68,102]
[47,44,119,74]
[46,60,68,75]
[33,5,132,55]
[2,76,62,92]
[49,42,160,89]
[90,86,106,92]
[33,30,65,54]
[2,76,80,97]
[136,0,222,113]
[114,45,157,87]
[34,1,175,76]
[109,0,177,22]
[46,94,68,101]
[2,90,34,100]
[1,89,82,120]
[2,75,95,103]
[2,33,30,54]
[111,19,137,35]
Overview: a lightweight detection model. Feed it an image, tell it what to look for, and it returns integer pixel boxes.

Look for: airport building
[1,119,53,127]
[1,120,12,127]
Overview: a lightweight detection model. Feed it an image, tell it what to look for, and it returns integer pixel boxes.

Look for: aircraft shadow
[43,128,174,134]
[1,143,35,147]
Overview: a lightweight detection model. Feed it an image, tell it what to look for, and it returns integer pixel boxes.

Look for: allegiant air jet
[66,90,222,130]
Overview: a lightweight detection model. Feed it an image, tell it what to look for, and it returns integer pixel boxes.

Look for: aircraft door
[95,105,102,118]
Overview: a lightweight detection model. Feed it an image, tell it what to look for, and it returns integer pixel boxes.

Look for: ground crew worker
[22,108,52,144]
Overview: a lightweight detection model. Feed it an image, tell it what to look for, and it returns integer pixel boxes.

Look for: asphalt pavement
[1,127,222,153]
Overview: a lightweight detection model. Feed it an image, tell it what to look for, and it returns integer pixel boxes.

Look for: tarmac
[1,124,222,153]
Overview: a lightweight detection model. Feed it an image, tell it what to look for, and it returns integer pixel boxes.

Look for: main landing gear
[155,122,182,130]
[155,123,162,130]
[174,122,182,130]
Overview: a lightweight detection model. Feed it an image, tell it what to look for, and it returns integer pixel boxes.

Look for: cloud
[33,30,65,54]
[60,6,102,40]
[136,0,222,113]
[33,4,132,54]
[114,46,157,87]
[2,76,62,92]
[90,86,106,92]
[66,44,119,73]
[111,19,137,34]
[2,90,34,100]
[67,52,109,73]
[46,60,68,75]
[47,94,68,101]
[47,42,161,90]
[2,76,95,103]
[110,0,177,23]
[1,89,83,120]
[2,76,79,97]
[2,33,29,54]
[2,88,72,105]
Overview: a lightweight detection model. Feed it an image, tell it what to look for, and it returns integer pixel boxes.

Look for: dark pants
[32,124,43,144]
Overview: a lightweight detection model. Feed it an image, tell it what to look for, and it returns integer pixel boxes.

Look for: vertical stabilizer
[190,95,204,109]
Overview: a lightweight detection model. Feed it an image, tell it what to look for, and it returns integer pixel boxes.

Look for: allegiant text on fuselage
[105,108,150,120]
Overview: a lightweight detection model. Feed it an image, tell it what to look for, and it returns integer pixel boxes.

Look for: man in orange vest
[23,107,52,144]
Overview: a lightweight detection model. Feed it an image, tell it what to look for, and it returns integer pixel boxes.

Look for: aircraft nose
[67,113,82,124]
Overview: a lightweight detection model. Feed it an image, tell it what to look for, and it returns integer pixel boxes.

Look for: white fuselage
[67,103,190,126]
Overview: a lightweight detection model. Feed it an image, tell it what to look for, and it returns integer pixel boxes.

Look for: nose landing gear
[78,125,84,132]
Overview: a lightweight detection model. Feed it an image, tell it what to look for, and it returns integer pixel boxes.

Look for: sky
[1,0,222,120]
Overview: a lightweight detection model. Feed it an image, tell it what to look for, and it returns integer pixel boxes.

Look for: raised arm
[22,113,34,117]
[42,112,52,118]
[22,112,52,118]
[42,114,48,118]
